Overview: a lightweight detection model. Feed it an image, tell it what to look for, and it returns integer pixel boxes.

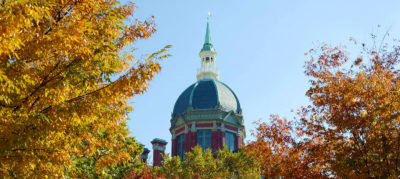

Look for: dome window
[177,134,185,160]
[225,132,236,152]
[197,130,211,151]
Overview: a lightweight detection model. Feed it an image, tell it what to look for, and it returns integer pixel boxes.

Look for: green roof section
[200,20,216,53]
[151,138,168,144]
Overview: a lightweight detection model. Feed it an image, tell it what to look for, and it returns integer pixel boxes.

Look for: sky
[123,0,400,155]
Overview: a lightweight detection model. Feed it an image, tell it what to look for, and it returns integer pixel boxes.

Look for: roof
[172,79,242,117]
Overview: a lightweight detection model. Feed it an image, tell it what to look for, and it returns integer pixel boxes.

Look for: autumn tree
[300,38,400,177]
[245,115,329,178]
[247,36,400,178]
[68,136,145,178]
[0,0,169,177]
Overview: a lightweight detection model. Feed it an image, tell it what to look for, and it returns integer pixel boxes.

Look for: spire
[197,13,219,80]
[200,12,215,53]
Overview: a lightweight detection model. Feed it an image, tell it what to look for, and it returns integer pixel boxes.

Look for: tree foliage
[68,136,145,179]
[0,0,169,177]
[301,38,400,177]
[247,37,400,178]
[153,146,261,179]
[245,115,328,178]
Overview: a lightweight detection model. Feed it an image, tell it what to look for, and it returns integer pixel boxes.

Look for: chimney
[151,138,168,167]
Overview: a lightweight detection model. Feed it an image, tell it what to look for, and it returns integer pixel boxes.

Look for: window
[197,130,211,150]
[225,132,236,152]
[177,134,185,160]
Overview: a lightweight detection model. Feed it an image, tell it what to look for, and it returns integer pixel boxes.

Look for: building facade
[170,20,245,159]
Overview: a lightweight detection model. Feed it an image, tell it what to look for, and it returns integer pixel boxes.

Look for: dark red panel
[212,130,224,152]
[196,123,213,128]
[175,127,185,134]
[225,124,238,132]
[153,150,164,167]
[172,138,177,156]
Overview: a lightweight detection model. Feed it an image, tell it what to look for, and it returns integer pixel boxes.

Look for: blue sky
[124,0,400,154]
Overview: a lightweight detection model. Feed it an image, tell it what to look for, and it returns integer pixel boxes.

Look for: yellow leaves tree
[0,0,170,177]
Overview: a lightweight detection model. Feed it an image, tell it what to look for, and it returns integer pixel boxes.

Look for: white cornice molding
[153,145,166,151]
[172,130,176,139]
[184,124,189,134]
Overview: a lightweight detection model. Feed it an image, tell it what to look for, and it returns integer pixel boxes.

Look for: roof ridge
[188,81,199,107]
[211,79,220,108]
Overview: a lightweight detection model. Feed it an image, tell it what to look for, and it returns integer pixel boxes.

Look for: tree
[300,38,400,177]
[247,37,400,178]
[154,146,261,179]
[0,0,170,177]
[68,136,145,178]
[215,146,261,178]
[245,115,329,178]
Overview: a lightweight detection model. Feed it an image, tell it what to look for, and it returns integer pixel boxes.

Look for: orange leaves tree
[0,0,169,177]
[245,115,328,178]
[301,39,400,177]
[247,38,400,178]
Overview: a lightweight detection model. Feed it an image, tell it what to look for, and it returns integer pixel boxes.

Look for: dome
[172,79,242,117]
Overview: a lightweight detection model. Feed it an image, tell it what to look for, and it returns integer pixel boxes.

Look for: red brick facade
[211,129,224,152]
[184,124,197,152]
[171,138,177,156]
[171,122,244,156]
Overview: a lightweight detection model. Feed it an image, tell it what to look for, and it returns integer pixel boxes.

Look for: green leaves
[158,146,261,179]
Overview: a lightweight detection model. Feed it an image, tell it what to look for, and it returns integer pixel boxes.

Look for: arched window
[177,134,185,160]
[225,132,236,152]
[197,130,211,150]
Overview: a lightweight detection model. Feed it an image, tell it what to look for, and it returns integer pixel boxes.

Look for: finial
[207,12,211,22]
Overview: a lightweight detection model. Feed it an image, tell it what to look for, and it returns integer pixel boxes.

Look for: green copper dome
[172,79,242,117]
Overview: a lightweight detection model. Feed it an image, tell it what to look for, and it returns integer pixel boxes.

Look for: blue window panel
[177,134,185,160]
[197,130,211,150]
[225,132,236,152]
